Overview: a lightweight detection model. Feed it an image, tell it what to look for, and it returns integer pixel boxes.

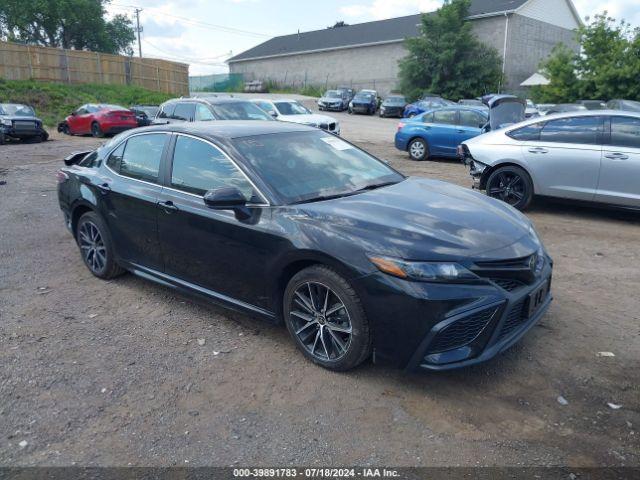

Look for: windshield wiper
[354,181,399,192]
[290,191,359,205]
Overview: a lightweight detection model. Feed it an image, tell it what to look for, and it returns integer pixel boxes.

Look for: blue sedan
[395,106,488,161]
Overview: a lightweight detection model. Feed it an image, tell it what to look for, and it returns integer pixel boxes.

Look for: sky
[105,0,640,76]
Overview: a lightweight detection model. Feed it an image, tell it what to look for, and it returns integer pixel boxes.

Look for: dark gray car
[155,98,273,124]
[0,103,48,144]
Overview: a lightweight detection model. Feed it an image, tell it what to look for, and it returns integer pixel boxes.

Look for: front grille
[491,278,525,292]
[427,306,498,354]
[13,120,36,130]
[497,299,527,340]
[475,255,533,269]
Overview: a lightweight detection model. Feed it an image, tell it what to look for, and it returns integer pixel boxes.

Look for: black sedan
[57,122,552,372]
[379,95,407,118]
[0,103,49,144]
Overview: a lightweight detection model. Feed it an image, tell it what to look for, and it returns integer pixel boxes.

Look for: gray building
[227,0,581,96]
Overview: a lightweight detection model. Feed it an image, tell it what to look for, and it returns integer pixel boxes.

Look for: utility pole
[134,8,143,58]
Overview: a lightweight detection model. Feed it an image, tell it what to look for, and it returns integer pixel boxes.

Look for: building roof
[228,0,529,63]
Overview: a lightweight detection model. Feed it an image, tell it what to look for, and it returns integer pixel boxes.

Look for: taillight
[56,170,69,184]
[397,122,405,131]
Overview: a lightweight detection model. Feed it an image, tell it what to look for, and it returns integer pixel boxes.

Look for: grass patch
[0,79,175,127]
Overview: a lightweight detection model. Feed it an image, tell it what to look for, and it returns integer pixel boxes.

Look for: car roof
[252,98,299,103]
[161,97,248,106]
[126,120,315,140]
[505,109,640,129]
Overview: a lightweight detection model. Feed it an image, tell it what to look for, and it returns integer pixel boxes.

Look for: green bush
[0,79,175,126]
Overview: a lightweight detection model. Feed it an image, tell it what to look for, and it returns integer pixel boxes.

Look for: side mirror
[203,186,251,220]
[269,110,278,118]
[71,111,77,116]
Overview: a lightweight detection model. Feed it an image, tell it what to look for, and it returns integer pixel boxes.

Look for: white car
[460,110,640,211]
[251,99,340,135]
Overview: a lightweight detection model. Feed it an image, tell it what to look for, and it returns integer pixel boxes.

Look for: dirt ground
[0,112,639,468]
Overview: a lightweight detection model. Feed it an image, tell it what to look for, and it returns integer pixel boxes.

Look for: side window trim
[165,132,270,206]
[103,131,171,187]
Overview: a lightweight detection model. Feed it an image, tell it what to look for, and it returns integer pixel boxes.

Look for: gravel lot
[1,107,639,468]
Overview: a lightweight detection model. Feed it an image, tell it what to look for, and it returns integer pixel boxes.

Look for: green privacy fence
[189,73,244,92]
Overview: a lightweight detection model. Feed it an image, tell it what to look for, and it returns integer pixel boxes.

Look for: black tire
[91,122,104,138]
[348,108,353,115]
[283,265,371,371]
[62,123,71,135]
[408,138,429,161]
[76,212,125,279]
[0,132,5,145]
[486,165,534,211]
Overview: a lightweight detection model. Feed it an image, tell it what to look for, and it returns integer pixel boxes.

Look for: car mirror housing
[203,187,252,220]
[269,110,278,118]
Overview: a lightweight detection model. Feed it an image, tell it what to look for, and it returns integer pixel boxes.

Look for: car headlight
[1,119,12,126]
[368,255,479,283]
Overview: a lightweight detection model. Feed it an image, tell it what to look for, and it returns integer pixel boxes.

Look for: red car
[58,104,138,137]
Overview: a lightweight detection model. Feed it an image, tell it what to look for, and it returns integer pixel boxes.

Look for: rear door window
[433,109,457,125]
[109,134,168,183]
[610,116,640,148]
[539,116,604,145]
[459,110,486,128]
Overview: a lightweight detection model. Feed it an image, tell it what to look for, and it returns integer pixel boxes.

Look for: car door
[596,115,640,207]
[521,116,604,201]
[457,110,486,147]
[428,109,461,156]
[156,133,274,308]
[100,132,170,270]
[70,105,92,134]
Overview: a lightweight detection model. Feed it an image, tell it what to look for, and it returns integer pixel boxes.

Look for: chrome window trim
[171,132,271,206]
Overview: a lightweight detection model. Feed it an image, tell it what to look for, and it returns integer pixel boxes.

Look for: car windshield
[354,94,372,101]
[274,101,311,115]
[324,91,341,98]
[0,104,35,116]
[232,131,404,204]
[210,102,273,120]
[386,96,405,103]
[460,100,482,106]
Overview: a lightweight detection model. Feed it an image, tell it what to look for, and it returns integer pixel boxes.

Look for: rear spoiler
[63,150,92,166]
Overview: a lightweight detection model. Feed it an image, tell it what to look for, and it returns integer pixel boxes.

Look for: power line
[109,2,270,38]
[141,39,230,66]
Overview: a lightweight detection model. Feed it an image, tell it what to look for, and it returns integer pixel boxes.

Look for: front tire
[76,212,125,279]
[408,138,429,161]
[486,165,534,211]
[91,122,104,138]
[283,265,371,371]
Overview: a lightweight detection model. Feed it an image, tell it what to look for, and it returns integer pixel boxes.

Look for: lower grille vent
[428,306,498,354]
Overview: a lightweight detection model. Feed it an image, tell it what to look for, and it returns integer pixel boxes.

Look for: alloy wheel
[78,221,107,273]
[488,172,526,206]
[289,282,352,361]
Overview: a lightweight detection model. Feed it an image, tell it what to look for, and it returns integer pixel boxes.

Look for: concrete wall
[504,14,578,92]
[229,42,407,96]
[229,14,577,97]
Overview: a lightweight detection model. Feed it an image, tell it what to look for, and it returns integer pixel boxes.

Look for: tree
[0,0,135,55]
[398,0,502,100]
[532,13,640,103]
[328,21,349,29]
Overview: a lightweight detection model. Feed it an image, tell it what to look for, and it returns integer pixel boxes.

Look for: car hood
[319,97,342,103]
[279,113,336,125]
[298,177,535,261]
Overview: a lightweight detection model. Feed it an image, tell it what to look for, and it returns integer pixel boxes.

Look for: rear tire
[76,212,125,279]
[283,265,371,371]
[91,122,104,138]
[486,165,534,211]
[0,132,5,145]
[408,138,429,161]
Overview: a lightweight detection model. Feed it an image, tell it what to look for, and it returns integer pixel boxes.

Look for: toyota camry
[57,122,552,372]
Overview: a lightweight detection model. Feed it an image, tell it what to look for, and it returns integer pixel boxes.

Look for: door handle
[528,147,548,154]
[95,182,111,194]
[158,200,178,213]
[605,153,629,160]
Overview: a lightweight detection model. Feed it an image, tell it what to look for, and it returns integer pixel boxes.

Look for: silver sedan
[460,110,640,210]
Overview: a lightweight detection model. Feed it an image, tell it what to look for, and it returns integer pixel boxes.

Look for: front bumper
[351,104,372,113]
[1,124,47,139]
[318,103,343,111]
[103,122,137,135]
[354,261,553,371]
